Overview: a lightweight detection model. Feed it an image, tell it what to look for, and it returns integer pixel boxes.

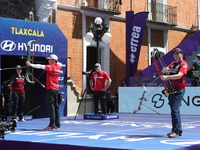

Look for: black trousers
[45,89,60,128]
[107,100,114,113]
[12,93,25,120]
[93,91,106,114]
[2,94,12,119]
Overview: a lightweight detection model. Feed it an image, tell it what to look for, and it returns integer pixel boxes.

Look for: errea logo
[0,40,16,51]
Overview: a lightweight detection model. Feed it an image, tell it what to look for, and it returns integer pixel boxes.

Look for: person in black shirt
[9,65,26,122]
[1,80,12,120]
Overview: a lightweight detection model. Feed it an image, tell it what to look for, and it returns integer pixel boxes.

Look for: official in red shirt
[161,48,189,138]
[90,63,112,115]
[9,65,26,121]
[26,54,62,130]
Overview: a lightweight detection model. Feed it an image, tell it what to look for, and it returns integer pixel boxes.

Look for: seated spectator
[196,54,200,64]
[191,60,200,70]
[120,80,126,87]
[134,82,139,86]
[116,79,126,108]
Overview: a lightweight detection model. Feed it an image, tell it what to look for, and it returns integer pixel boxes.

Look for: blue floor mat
[2,113,200,150]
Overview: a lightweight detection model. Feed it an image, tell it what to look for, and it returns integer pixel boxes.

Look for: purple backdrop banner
[141,30,200,77]
[125,11,149,85]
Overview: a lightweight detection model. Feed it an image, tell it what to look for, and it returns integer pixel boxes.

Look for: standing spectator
[0,91,4,119]
[106,87,114,113]
[9,65,26,122]
[1,80,12,120]
[161,48,188,138]
[90,63,112,115]
[26,54,62,130]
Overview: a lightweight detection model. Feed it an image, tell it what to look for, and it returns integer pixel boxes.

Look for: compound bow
[133,57,171,114]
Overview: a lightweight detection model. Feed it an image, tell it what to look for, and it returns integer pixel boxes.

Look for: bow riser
[25,40,45,88]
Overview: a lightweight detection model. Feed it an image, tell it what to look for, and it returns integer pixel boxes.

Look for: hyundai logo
[0,40,16,51]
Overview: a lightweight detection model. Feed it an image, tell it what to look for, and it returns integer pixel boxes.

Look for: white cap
[46,54,58,61]
[197,54,200,57]
[94,63,101,67]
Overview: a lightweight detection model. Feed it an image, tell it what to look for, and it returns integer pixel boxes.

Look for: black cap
[16,65,22,69]
[172,48,183,54]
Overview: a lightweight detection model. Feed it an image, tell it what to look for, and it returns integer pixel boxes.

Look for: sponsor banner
[0,17,67,58]
[119,87,200,115]
[141,30,200,77]
[0,17,68,117]
[125,11,149,84]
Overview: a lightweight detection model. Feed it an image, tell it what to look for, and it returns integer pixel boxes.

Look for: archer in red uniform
[26,54,62,130]
[161,48,188,138]
[9,65,26,122]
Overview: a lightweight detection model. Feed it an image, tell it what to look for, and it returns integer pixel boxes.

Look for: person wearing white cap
[26,54,62,130]
[9,65,26,122]
[195,54,200,64]
[89,63,112,115]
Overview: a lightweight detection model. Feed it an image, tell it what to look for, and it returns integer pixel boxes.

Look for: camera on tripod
[74,70,93,119]
[0,118,17,140]
[82,70,92,77]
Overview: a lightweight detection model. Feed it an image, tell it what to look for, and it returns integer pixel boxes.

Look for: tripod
[74,80,93,120]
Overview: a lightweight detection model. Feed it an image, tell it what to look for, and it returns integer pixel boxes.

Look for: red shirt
[10,75,25,94]
[90,70,110,91]
[167,60,188,90]
[45,63,62,90]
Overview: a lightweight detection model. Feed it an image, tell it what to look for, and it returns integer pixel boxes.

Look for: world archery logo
[0,40,16,51]
[152,94,165,108]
